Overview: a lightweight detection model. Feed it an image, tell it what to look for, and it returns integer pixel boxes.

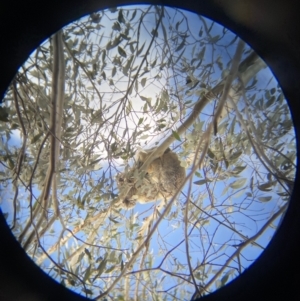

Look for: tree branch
[22,30,65,250]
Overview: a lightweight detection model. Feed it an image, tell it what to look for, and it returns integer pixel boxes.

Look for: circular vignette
[0,1,299,301]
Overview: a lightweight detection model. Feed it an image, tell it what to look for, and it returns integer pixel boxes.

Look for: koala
[116,147,186,209]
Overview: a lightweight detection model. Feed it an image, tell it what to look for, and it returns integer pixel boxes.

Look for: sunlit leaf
[83,265,92,283]
[258,196,272,202]
[140,95,152,103]
[231,165,247,174]
[258,182,274,191]
[172,130,181,141]
[229,178,247,189]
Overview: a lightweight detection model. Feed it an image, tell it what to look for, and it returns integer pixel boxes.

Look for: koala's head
[122,198,136,209]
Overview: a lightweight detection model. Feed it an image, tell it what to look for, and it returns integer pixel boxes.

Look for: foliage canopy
[0,5,296,301]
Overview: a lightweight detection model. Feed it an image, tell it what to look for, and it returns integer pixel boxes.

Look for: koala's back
[159,151,186,196]
[138,148,186,197]
[116,148,186,208]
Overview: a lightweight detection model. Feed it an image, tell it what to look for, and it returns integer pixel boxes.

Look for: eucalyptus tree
[0,5,295,300]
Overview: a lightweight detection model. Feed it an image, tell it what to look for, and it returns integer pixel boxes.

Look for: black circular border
[0,1,299,300]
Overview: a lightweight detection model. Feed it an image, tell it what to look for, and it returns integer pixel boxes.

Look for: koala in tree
[116,147,186,209]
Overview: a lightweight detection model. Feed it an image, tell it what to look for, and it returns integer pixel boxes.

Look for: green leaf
[108,217,120,224]
[265,96,276,108]
[175,19,183,30]
[161,23,167,41]
[231,165,247,174]
[141,77,147,87]
[161,89,169,102]
[258,196,272,202]
[229,178,247,189]
[112,66,117,77]
[105,265,116,273]
[221,274,229,286]
[172,130,181,141]
[130,9,137,21]
[140,95,152,103]
[175,40,185,52]
[118,46,127,58]
[129,42,135,53]
[84,248,92,259]
[198,47,206,60]
[151,57,157,68]
[229,116,236,135]
[258,182,274,191]
[123,56,133,76]
[109,250,116,262]
[83,265,92,282]
[229,150,242,161]
[118,9,125,23]
[194,179,210,185]
[31,132,43,144]
[221,185,229,196]
[207,148,215,159]
[96,258,107,277]
[106,36,122,50]
[209,35,220,43]
[195,171,202,177]
[224,158,229,169]
[137,42,145,56]
[112,21,121,31]
[102,50,106,62]
[138,117,144,125]
[29,70,42,78]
